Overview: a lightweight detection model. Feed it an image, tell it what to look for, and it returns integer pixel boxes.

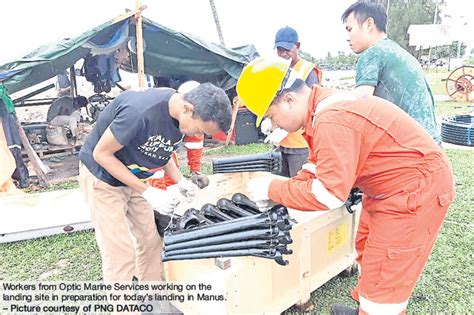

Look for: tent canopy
[0,13,258,95]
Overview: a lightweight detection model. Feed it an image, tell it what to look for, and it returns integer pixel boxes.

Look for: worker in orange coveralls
[149,81,209,190]
[236,56,456,315]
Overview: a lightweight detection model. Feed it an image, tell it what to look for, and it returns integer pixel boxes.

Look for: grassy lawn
[425,68,449,95]
[1,145,472,313]
[436,101,473,118]
[0,231,101,281]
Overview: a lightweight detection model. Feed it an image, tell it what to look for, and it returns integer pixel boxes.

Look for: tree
[433,41,466,59]
[299,50,319,64]
[316,51,357,70]
[376,0,444,54]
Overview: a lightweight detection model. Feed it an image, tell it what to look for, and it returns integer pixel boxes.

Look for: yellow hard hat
[236,57,291,126]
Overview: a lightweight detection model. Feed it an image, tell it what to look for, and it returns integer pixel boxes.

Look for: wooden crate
[165,172,360,314]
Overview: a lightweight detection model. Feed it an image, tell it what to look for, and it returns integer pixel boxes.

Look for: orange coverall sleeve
[184,135,204,172]
[268,121,362,211]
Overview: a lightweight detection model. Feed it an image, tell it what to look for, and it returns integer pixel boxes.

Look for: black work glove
[189,171,210,189]
[154,210,171,238]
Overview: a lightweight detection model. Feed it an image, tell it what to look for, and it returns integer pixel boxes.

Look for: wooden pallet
[23,144,82,160]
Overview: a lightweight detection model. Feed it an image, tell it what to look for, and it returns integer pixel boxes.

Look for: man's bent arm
[163,157,183,184]
[93,127,148,193]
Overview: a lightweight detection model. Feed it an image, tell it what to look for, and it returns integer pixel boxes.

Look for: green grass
[425,70,449,95]
[203,143,272,156]
[1,147,472,313]
[0,231,101,281]
[178,164,213,177]
[436,101,473,117]
[23,179,79,194]
[340,76,355,81]
[424,67,450,75]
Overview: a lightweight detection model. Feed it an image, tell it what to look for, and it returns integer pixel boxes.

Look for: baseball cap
[274,26,298,50]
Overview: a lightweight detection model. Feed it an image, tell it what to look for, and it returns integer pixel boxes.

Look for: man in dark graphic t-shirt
[79,83,231,282]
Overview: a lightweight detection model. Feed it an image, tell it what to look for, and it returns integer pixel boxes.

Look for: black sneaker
[330,304,359,315]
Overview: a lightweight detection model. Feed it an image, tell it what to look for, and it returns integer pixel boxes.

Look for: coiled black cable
[441,114,474,146]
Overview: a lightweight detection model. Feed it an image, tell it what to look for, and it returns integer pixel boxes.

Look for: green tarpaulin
[0,14,258,95]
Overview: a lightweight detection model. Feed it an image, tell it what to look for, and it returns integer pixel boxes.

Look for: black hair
[73,96,88,108]
[341,1,387,33]
[271,78,306,105]
[183,82,232,132]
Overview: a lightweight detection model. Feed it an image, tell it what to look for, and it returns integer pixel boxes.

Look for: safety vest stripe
[293,60,315,81]
[310,178,345,209]
[184,141,204,149]
[359,296,408,314]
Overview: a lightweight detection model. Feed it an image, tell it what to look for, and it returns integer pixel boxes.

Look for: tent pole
[135,0,145,88]
[69,66,77,98]
[226,98,240,146]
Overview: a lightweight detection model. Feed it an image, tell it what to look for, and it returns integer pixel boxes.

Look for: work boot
[330,304,358,315]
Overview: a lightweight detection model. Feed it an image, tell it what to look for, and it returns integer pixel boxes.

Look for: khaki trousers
[79,163,164,282]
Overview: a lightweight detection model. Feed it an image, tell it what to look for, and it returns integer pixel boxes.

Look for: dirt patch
[44,155,81,183]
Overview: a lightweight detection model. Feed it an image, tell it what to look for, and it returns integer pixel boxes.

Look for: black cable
[441,114,474,147]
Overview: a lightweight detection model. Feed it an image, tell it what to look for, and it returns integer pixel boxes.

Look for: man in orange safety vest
[266,26,323,177]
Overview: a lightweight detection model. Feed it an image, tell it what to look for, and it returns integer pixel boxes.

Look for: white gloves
[260,118,289,145]
[142,178,198,215]
[260,118,273,136]
[264,128,289,145]
[260,118,288,145]
[177,178,199,201]
[246,177,274,211]
[141,186,179,215]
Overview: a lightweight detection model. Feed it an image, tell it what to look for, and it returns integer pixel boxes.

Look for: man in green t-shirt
[331,2,441,314]
[341,1,439,143]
